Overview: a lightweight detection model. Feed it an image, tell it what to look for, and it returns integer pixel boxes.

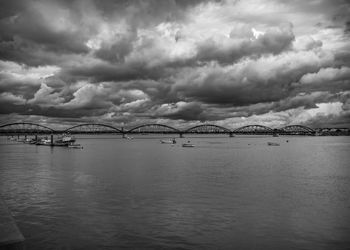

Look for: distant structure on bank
[0,122,349,136]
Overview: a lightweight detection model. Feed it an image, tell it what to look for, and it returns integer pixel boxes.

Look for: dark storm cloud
[173,50,335,106]
[93,36,135,63]
[0,0,208,65]
[248,91,349,116]
[301,108,350,128]
[0,0,349,127]
[0,74,39,99]
[0,1,91,66]
[60,61,170,83]
[196,23,294,64]
[93,0,203,27]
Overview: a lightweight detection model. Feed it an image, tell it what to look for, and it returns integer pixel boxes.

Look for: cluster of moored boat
[10,135,285,148]
[160,138,195,147]
[160,138,285,147]
[8,135,83,148]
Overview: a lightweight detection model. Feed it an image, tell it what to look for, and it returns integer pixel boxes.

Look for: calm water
[0,135,350,249]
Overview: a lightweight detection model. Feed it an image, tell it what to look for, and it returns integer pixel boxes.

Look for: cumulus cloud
[28,83,64,107]
[173,49,334,105]
[152,101,205,121]
[0,92,25,105]
[196,23,295,63]
[299,66,350,85]
[62,83,111,109]
[0,0,349,127]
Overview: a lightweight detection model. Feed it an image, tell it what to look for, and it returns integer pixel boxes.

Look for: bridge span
[0,122,320,136]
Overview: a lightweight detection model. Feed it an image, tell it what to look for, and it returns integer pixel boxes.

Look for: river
[0,135,349,249]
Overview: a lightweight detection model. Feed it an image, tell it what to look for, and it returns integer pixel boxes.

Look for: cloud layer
[0,0,349,128]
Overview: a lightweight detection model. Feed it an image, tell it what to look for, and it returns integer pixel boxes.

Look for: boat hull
[160,139,176,144]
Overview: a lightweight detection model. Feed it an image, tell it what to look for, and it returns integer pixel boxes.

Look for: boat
[273,134,279,137]
[123,135,134,140]
[56,134,76,144]
[23,138,36,144]
[182,141,195,147]
[36,138,52,145]
[68,143,83,149]
[160,138,176,144]
[54,142,71,146]
[267,142,280,146]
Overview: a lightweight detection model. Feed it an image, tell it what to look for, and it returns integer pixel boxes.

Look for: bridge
[0,122,322,137]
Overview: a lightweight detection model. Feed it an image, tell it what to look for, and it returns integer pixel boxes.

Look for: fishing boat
[267,142,280,146]
[68,143,83,149]
[36,138,52,145]
[23,138,34,144]
[160,138,176,144]
[56,134,76,144]
[124,135,134,140]
[182,141,195,147]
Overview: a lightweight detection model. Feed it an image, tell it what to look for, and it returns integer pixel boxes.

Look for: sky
[0,0,349,129]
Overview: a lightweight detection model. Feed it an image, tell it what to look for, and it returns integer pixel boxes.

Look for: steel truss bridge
[0,122,320,136]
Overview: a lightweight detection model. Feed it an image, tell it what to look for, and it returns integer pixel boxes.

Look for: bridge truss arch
[280,125,315,135]
[185,124,231,134]
[233,124,274,134]
[128,124,180,134]
[64,123,122,134]
[0,122,55,134]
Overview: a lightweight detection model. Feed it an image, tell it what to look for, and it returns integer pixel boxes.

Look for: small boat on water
[273,133,279,137]
[36,138,52,145]
[56,134,76,144]
[182,141,195,147]
[36,137,65,146]
[267,142,280,146]
[160,138,176,144]
[23,138,35,144]
[68,143,83,149]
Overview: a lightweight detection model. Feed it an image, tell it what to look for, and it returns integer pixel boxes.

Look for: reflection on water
[1,135,350,249]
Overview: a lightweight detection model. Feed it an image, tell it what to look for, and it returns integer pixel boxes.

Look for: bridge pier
[35,135,38,142]
[229,132,234,137]
[179,133,184,138]
[50,134,53,145]
[121,127,126,138]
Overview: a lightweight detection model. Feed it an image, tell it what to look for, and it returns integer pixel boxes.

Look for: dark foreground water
[0,135,349,249]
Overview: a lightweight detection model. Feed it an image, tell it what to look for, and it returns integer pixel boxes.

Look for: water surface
[0,135,349,249]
